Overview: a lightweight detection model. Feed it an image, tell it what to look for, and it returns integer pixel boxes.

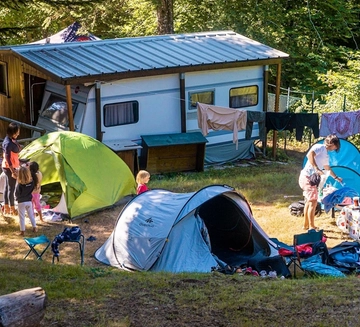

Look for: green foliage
[1,0,360,149]
[319,50,360,112]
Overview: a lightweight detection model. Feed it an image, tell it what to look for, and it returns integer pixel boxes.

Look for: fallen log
[0,287,46,327]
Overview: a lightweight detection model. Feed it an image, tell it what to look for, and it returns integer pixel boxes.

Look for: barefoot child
[15,166,37,236]
[136,170,150,195]
[29,161,44,222]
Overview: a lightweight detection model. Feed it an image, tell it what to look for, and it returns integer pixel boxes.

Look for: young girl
[15,166,36,236]
[136,170,150,195]
[29,161,44,222]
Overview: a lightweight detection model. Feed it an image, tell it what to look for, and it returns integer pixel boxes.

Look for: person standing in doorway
[298,134,342,230]
[2,122,21,215]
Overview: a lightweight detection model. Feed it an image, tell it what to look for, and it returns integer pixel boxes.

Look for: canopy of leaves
[1,0,359,140]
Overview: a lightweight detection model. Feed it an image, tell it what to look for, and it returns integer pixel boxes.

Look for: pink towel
[197,102,247,149]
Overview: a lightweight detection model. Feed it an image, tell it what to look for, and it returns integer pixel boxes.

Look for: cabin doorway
[24,74,46,136]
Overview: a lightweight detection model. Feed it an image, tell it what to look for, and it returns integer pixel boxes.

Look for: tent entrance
[41,182,63,209]
[198,195,270,267]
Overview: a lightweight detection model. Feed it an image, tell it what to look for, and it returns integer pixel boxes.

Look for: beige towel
[197,102,247,149]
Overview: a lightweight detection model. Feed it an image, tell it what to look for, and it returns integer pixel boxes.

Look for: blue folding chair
[24,234,51,260]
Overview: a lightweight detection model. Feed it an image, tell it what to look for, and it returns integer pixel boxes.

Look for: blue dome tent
[94,185,279,273]
[322,166,360,195]
[302,138,359,194]
[303,138,360,173]
[302,138,360,212]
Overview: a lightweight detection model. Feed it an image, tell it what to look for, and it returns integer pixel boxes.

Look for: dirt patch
[0,200,127,266]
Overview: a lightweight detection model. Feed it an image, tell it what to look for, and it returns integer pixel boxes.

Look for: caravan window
[103,101,139,127]
[189,90,214,110]
[229,86,258,108]
[42,94,78,126]
[0,61,8,96]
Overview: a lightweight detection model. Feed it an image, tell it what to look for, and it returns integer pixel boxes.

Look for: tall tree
[156,0,173,34]
[147,0,173,34]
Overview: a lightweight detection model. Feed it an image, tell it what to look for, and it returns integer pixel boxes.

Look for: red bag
[296,243,313,257]
[278,248,294,256]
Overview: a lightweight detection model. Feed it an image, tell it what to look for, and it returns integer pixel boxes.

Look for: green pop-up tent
[20,131,136,219]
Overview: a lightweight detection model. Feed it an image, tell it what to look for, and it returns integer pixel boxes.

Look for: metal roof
[0,30,289,84]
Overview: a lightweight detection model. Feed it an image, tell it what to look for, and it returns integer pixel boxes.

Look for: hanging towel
[197,102,247,149]
[319,110,360,138]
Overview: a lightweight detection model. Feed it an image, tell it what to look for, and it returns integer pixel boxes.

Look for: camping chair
[271,229,324,278]
[24,234,51,260]
[52,233,85,266]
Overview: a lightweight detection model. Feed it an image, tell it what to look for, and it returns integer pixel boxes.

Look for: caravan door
[34,81,91,136]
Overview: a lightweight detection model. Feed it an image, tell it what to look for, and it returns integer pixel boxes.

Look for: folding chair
[271,229,324,278]
[24,234,51,260]
[52,234,85,266]
[292,229,325,277]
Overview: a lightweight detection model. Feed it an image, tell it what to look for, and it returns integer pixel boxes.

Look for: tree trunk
[0,287,46,327]
[156,0,174,34]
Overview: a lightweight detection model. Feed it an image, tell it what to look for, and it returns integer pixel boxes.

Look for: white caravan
[35,65,265,163]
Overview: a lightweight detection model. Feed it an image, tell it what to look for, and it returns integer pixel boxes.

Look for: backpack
[327,241,360,274]
[289,200,322,217]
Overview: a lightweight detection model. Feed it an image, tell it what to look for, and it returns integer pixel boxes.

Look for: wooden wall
[0,54,49,138]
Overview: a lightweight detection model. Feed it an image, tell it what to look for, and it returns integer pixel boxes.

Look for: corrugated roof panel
[132,41,192,67]
[102,44,151,71]
[159,39,228,64]
[2,31,289,81]
[153,40,206,65]
[205,35,273,60]
[65,46,122,73]
[45,48,103,75]
[118,43,175,68]
[23,50,83,77]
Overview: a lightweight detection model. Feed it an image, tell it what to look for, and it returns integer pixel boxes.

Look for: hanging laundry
[319,110,360,138]
[265,112,297,133]
[266,112,320,141]
[245,111,266,141]
[197,102,247,149]
[295,113,319,141]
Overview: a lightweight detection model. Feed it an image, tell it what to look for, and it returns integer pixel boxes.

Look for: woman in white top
[299,134,342,230]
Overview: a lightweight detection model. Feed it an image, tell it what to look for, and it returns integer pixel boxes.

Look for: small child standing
[136,170,150,195]
[29,161,44,222]
[15,166,36,236]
